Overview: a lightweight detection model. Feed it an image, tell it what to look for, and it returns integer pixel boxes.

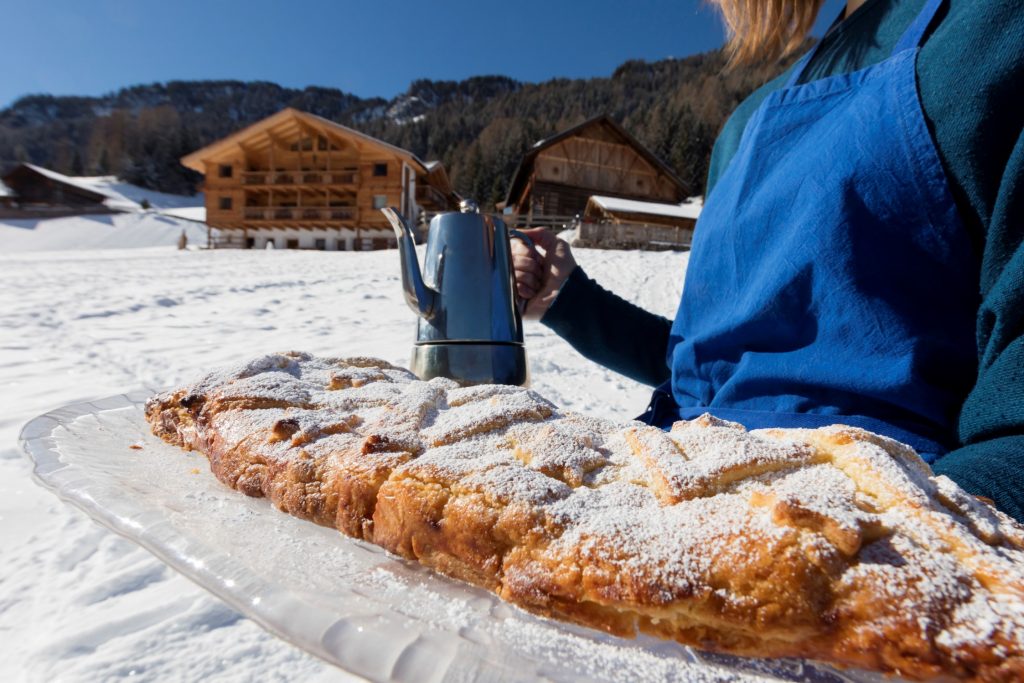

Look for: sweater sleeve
[539,267,673,387]
[932,131,1024,521]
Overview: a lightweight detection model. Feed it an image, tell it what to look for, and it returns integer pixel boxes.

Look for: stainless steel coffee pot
[381,201,529,386]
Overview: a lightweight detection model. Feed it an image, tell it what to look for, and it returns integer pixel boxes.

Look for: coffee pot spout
[381,207,437,319]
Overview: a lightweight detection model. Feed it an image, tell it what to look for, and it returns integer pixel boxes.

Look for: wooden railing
[243,206,356,221]
[241,171,358,186]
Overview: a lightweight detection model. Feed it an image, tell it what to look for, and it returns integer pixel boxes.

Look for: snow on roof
[589,195,703,220]
[19,165,203,212]
[424,160,442,171]
[0,179,13,197]
[23,163,116,200]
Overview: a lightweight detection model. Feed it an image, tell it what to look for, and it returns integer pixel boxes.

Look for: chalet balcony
[241,171,359,186]
[242,206,356,221]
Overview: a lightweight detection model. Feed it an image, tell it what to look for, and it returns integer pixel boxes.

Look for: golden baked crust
[146,351,1024,681]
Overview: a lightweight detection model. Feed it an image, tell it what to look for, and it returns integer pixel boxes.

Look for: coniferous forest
[0,47,801,208]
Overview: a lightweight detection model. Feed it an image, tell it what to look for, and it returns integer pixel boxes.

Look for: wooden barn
[501,115,689,228]
[180,108,456,249]
[0,164,118,219]
[576,195,702,251]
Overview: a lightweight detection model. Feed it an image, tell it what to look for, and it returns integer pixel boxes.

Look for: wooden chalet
[0,163,118,219]
[577,195,702,251]
[501,115,689,228]
[181,108,456,250]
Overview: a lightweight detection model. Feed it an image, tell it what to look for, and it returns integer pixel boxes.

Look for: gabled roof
[3,163,111,203]
[180,108,429,174]
[503,114,688,207]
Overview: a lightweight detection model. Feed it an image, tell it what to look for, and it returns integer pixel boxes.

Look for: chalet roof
[503,114,688,207]
[587,195,703,221]
[180,108,430,174]
[3,163,112,203]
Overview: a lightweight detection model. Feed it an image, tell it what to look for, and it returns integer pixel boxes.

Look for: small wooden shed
[577,195,702,251]
[502,115,689,228]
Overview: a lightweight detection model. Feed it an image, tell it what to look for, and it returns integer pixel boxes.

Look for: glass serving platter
[20,394,893,683]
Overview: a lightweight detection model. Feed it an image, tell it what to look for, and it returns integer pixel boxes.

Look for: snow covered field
[0,172,206,253]
[0,243,687,681]
[0,212,207,252]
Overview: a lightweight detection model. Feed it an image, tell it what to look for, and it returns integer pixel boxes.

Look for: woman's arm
[932,134,1024,520]
[512,229,673,387]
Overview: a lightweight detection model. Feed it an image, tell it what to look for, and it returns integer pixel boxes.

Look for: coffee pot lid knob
[458,198,479,214]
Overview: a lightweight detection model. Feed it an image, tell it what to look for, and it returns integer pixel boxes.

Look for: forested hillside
[0,47,802,207]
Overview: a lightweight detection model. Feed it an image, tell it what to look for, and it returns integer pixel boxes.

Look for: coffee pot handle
[508,229,535,315]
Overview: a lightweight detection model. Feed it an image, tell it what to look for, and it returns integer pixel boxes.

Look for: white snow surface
[158,205,207,223]
[18,166,203,212]
[0,213,207,252]
[0,244,687,682]
[1,175,206,253]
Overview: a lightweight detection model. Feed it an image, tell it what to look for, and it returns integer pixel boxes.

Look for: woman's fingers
[511,239,544,285]
[513,254,542,280]
[517,282,538,300]
[511,228,577,317]
[514,267,541,296]
[520,226,558,251]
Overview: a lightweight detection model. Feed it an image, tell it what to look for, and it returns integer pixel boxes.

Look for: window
[245,237,255,249]
[286,238,299,249]
[372,195,388,209]
[373,163,388,177]
[219,196,233,211]
[219,164,233,178]
[314,238,326,251]
[336,239,347,251]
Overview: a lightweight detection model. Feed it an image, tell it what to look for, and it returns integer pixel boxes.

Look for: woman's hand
[511,228,578,320]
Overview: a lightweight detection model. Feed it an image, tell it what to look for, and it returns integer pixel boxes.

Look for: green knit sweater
[541,0,1024,518]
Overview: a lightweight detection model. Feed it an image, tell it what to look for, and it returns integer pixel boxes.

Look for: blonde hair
[711,0,826,65]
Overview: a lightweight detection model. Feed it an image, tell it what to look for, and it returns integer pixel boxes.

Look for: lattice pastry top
[146,351,1024,681]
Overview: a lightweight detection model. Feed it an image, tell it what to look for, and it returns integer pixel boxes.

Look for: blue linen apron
[642,0,978,463]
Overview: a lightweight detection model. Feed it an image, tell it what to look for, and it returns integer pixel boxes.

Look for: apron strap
[893,0,946,53]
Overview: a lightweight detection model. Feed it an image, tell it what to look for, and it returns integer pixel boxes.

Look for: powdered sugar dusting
[148,353,1024,679]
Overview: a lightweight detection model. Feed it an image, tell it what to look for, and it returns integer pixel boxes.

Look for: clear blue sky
[3,0,845,108]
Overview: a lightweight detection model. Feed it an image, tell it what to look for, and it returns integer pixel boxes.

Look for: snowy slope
[0,246,687,682]
[0,171,206,253]
[0,213,207,252]
[71,175,203,210]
